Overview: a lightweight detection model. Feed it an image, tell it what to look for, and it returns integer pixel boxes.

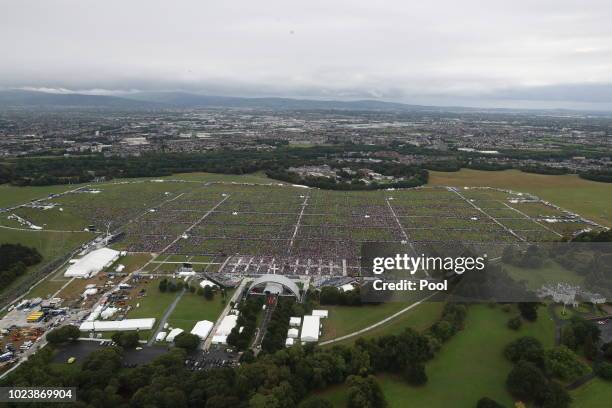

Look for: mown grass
[314,304,555,408]
[429,169,612,227]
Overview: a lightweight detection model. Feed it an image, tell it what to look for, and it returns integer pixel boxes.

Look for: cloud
[2,0,612,108]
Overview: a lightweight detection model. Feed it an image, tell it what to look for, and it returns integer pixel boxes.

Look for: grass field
[502,260,584,290]
[0,183,86,208]
[166,289,232,331]
[0,228,92,296]
[322,301,443,344]
[314,304,555,408]
[429,169,612,227]
[570,379,612,407]
[125,279,181,339]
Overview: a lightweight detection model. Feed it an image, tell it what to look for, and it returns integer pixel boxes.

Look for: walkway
[320,291,438,345]
[147,287,187,346]
[202,279,248,350]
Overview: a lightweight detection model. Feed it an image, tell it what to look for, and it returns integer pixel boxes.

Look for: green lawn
[0,228,92,296]
[325,302,444,347]
[429,169,612,227]
[321,302,417,341]
[502,260,584,291]
[167,290,232,331]
[315,304,556,408]
[126,280,181,339]
[571,379,612,408]
[0,183,85,208]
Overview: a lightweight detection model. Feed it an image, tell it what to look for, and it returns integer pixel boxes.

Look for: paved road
[203,279,247,350]
[148,287,187,346]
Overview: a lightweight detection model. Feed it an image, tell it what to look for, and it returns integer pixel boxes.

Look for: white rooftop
[190,320,214,340]
[300,315,321,343]
[65,248,120,278]
[166,328,184,342]
[79,318,155,332]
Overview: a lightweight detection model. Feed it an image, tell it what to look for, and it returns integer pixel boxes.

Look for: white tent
[166,328,184,342]
[311,310,329,318]
[339,283,355,292]
[156,331,167,342]
[190,320,214,340]
[300,315,320,343]
[82,288,98,298]
[215,315,238,336]
[65,248,120,278]
[199,279,218,288]
[80,318,155,332]
[86,305,104,321]
[289,317,302,327]
[211,335,227,345]
[100,307,118,320]
[287,328,299,338]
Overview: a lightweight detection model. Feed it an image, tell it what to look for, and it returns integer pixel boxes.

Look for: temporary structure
[65,248,120,278]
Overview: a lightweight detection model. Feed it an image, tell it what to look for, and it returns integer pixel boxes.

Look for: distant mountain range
[0,89,607,115]
[0,89,444,111]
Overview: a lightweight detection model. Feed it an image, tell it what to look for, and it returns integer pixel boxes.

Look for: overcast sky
[2,0,612,109]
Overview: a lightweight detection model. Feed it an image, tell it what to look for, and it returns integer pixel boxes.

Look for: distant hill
[0,90,160,109]
[123,91,435,111]
[1,90,606,115]
[0,89,439,111]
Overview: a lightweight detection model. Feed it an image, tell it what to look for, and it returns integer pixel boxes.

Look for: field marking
[287,194,309,255]
[448,187,525,242]
[142,194,231,270]
[500,202,563,238]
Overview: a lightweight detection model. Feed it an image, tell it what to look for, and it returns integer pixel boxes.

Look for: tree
[46,325,80,344]
[506,361,548,401]
[584,332,598,360]
[346,375,387,408]
[319,286,341,305]
[504,337,544,367]
[159,278,168,292]
[541,381,571,408]
[595,362,612,380]
[544,346,589,382]
[404,363,427,385]
[112,331,140,349]
[173,332,200,351]
[203,285,214,300]
[476,397,505,408]
[298,397,333,408]
[517,303,538,321]
[507,316,522,331]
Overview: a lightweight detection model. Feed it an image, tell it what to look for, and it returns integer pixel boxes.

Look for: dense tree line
[0,243,42,288]
[1,299,468,407]
[227,297,264,351]
[319,286,362,306]
[580,169,612,183]
[46,325,80,345]
[503,336,583,407]
[1,145,383,187]
[261,299,295,354]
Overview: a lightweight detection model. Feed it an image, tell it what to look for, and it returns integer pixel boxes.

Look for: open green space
[125,279,181,338]
[0,228,92,296]
[323,301,444,345]
[315,304,555,408]
[570,379,612,408]
[166,289,232,331]
[502,260,584,291]
[429,169,612,227]
[0,183,85,208]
